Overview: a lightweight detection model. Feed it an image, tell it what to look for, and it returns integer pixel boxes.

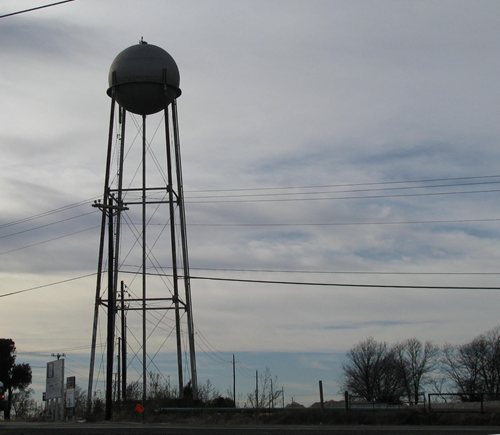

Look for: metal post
[319,380,324,411]
[113,106,126,310]
[142,114,147,406]
[270,379,274,409]
[232,354,236,407]
[90,72,197,417]
[87,96,116,415]
[172,100,198,397]
[104,201,115,421]
[165,107,184,397]
[120,281,127,401]
[117,337,121,403]
[255,370,259,409]
[60,359,65,421]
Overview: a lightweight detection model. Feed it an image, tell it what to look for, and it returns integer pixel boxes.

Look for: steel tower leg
[104,198,115,421]
[142,114,147,406]
[164,107,184,397]
[172,100,198,398]
[87,97,116,416]
[89,98,198,413]
[120,280,127,401]
[104,105,126,420]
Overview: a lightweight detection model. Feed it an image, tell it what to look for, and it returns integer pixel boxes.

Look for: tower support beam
[88,42,198,419]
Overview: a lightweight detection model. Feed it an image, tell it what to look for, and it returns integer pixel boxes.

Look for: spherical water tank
[107,41,181,115]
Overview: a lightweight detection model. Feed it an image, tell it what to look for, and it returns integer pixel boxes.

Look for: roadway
[1,423,500,434]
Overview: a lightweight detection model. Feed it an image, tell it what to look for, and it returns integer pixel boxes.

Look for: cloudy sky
[1,0,500,406]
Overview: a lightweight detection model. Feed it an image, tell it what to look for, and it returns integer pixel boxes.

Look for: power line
[0,197,97,230]
[0,211,97,240]
[2,267,499,301]
[1,174,498,231]
[0,174,498,230]
[0,0,76,19]
[0,225,99,256]
[185,174,500,193]
[185,180,500,200]
[188,275,500,290]
[134,264,500,276]
[186,217,500,227]
[186,188,500,204]
[184,266,500,276]
[0,272,96,299]
[119,270,500,291]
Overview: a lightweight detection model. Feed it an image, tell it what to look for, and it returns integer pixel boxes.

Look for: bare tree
[125,381,141,401]
[147,372,174,401]
[11,387,37,419]
[197,379,220,403]
[442,327,500,400]
[394,338,438,404]
[246,368,281,408]
[342,337,403,403]
[73,386,87,418]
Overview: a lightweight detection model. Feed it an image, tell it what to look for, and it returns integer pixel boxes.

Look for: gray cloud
[324,319,440,331]
[1,0,500,403]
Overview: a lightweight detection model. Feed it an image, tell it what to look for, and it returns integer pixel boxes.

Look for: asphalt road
[1,423,500,435]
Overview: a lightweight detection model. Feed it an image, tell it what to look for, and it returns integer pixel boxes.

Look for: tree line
[342,326,500,404]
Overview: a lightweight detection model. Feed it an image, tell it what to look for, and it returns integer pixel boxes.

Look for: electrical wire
[185,217,500,227]
[6,267,499,301]
[1,174,499,235]
[0,197,98,230]
[185,180,500,200]
[130,264,500,276]
[0,0,76,18]
[186,188,500,204]
[0,210,98,240]
[118,270,500,290]
[0,272,96,298]
[1,174,498,231]
[188,275,500,290]
[178,266,500,276]
[0,225,99,256]
[185,174,500,193]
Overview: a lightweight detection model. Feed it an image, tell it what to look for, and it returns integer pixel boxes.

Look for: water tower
[87,40,197,419]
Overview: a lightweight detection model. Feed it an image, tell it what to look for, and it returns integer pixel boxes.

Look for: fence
[347,393,426,410]
[426,393,500,414]
[345,392,500,414]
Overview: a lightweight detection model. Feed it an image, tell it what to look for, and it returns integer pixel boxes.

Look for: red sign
[135,403,145,414]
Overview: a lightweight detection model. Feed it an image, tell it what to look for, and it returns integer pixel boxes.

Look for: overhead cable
[185,180,500,200]
[185,174,500,193]
[0,0,76,19]
[119,270,500,291]
[186,188,500,204]
[0,272,96,299]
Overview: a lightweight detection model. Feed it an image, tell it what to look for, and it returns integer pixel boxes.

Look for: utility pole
[117,338,121,402]
[93,196,127,421]
[319,380,325,411]
[255,370,259,409]
[232,354,236,408]
[51,353,65,360]
[120,280,127,401]
[270,378,274,409]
